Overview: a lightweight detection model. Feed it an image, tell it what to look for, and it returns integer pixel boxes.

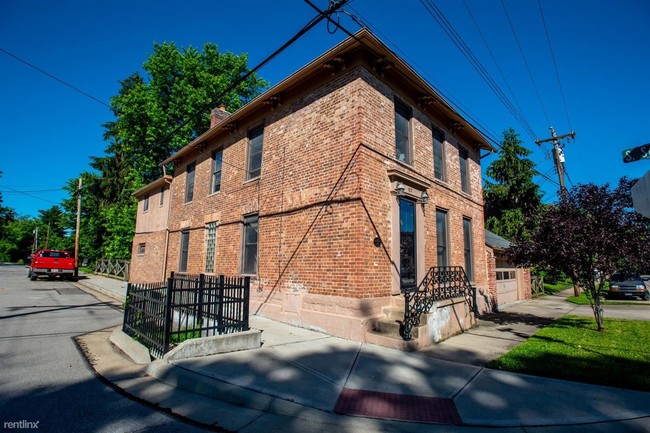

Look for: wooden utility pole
[535,126,575,199]
[74,178,82,277]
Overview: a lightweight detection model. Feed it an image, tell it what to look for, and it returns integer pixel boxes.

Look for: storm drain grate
[334,388,462,424]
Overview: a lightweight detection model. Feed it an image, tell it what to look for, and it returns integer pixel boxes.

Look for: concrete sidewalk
[76,272,127,303]
[75,275,650,432]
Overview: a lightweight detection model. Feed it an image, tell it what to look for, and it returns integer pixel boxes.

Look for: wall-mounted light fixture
[395,182,406,197]
[421,190,429,204]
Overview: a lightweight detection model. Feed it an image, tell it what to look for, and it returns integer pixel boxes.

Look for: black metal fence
[122,273,250,358]
[400,266,477,340]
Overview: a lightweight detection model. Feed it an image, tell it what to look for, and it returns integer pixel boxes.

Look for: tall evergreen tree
[483,128,542,240]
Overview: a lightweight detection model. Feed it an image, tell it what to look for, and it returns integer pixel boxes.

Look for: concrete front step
[364,329,423,351]
[381,305,406,321]
[365,314,433,351]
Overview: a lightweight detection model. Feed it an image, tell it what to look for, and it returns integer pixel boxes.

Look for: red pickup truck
[29,249,77,281]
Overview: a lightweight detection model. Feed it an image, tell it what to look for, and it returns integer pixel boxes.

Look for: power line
[160,1,351,179]
[499,0,551,127]
[345,5,501,148]
[153,0,350,153]
[0,184,61,205]
[418,0,539,142]
[0,47,111,109]
[461,0,528,138]
[0,187,66,194]
[537,0,573,130]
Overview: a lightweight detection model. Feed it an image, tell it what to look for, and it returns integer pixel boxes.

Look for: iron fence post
[243,276,250,330]
[162,275,174,355]
[123,282,131,333]
[401,291,412,340]
[218,275,225,334]
[472,284,478,315]
[197,273,205,329]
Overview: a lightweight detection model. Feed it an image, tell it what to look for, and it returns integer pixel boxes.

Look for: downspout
[162,228,170,282]
[161,174,172,281]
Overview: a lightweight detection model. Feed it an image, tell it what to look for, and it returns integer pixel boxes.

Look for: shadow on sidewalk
[479,311,554,327]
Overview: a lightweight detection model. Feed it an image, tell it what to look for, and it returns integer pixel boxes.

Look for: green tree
[0,216,36,262]
[484,128,542,240]
[507,178,650,331]
[37,206,71,250]
[66,42,268,261]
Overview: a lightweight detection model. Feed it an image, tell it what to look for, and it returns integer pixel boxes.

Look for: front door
[399,198,416,291]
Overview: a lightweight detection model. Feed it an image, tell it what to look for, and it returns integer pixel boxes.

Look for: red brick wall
[152,64,487,302]
[130,231,167,283]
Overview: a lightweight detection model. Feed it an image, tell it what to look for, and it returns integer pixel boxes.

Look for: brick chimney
[210,104,231,128]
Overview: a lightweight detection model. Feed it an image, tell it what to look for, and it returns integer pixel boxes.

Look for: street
[0,264,211,433]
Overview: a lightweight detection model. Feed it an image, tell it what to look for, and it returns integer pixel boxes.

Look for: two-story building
[130,29,496,348]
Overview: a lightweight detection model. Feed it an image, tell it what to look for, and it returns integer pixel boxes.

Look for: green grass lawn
[543,280,573,294]
[487,315,650,392]
[566,292,650,306]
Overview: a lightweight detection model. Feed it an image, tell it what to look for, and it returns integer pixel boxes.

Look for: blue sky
[1,0,649,217]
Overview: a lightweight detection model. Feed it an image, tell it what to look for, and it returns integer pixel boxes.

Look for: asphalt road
[0,264,212,433]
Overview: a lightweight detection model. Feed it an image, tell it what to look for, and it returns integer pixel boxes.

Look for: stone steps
[365,305,432,351]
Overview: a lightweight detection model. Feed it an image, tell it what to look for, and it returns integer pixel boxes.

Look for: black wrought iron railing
[123,273,250,358]
[400,266,477,340]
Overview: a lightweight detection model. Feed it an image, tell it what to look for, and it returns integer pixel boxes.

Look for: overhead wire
[0,184,61,205]
[461,0,529,137]
[499,0,551,127]
[151,1,349,153]
[418,0,539,142]
[162,1,352,180]
[0,47,111,109]
[537,0,573,131]
[345,5,502,148]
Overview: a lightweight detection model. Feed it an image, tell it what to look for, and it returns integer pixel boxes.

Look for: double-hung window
[179,229,190,273]
[185,162,196,203]
[463,217,474,281]
[211,150,223,194]
[143,193,149,212]
[242,215,258,275]
[394,99,412,164]
[433,127,446,181]
[459,147,470,193]
[247,126,264,180]
[436,209,449,267]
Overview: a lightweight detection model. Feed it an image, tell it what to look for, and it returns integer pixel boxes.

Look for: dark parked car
[606,272,649,300]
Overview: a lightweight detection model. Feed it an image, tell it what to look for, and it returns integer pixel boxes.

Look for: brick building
[130,29,496,347]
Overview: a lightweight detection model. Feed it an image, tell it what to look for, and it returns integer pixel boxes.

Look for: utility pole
[535,126,576,199]
[32,226,38,253]
[74,177,82,277]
